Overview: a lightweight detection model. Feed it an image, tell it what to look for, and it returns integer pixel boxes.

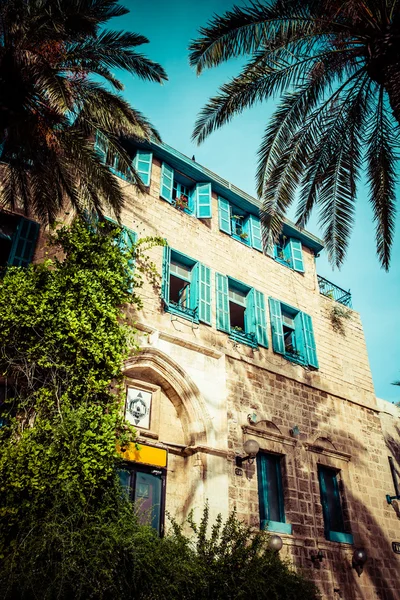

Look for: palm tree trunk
[383,63,400,125]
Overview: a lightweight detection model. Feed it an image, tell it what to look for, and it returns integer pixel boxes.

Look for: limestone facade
[24,142,400,600]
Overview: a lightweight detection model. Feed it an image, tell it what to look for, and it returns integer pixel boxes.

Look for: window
[160,162,212,218]
[257,453,292,535]
[118,465,166,536]
[218,196,263,252]
[318,466,353,544]
[273,235,304,273]
[269,298,318,368]
[94,133,153,186]
[161,246,211,324]
[0,212,39,269]
[215,273,268,348]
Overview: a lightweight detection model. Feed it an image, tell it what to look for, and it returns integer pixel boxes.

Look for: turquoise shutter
[161,245,171,305]
[218,197,231,235]
[248,215,263,252]
[283,239,292,266]
[289,238,304,272]
[257,453,268,529]
[160,163,173,203]
[318,468,331,537]
[94,131,107,163]
[301,312,318,368]
[134,150,152,187]
[196,183,212,218]
[188,187,196,213]
[215,273,230,332]
[268,298,284,354]
[8,218,39,267]
[121,227,137,291]
[252,289,268,348]
[294,312,305,360]
[198,263,212,325]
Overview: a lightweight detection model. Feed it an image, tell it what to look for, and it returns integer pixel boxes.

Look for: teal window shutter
[248,215,263,252]
[160,163,173,203]
[318,467,349,541]
[301,312,319,368]
[94,131,107,163]
[268,298,284,354]
[215,273,230,332]
[198,263,212,325]
[188,187,196,213]
[8,217,39,267]
[196,183,212,218]
[289,238,304,272]
[257,453,286,528]
[161,245,171,305]
[252,289,269,348]
[218,197,231,235]
[134,150,153,187]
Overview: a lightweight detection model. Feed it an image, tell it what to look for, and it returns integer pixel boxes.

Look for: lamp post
[268,534,283,552]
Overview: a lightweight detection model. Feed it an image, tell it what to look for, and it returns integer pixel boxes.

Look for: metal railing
[317,275,352,308]
[229,329,258,349]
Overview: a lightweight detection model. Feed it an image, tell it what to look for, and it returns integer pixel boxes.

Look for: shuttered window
[0,214,39,268]
[218,197,264,252]
[133,150,153,187]
[318,466,353,544]
[257,453,292,535]
[161,246,211,325]
[215,274,268,348]
[274,236,304,272]
[160,162,212,218]
[268,298,318,368]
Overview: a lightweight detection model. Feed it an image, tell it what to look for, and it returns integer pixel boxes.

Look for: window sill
[231,233,250,246]
[284,352,306,366]
[273,257,304,274]
[229,330,258,349]
[264,521,292,535]
[164,302,199,324]
[326,531,354,545]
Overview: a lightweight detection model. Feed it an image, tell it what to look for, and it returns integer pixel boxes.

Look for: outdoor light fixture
[352,549,368,577]
[310,549,324,563]
[268,534,283,552]
[235,439,260,467]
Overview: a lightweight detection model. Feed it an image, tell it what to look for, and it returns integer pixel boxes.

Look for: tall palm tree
[0,0,167,223]
[190,0,400,270]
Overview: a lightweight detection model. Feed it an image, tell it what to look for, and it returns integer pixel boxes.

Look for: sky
[113,0,400,403]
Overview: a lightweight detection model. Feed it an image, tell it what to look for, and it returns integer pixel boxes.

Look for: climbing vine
[0,218,163,552]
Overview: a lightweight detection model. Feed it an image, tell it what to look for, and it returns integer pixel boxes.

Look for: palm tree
[190,0,400,270]
[0,0,167,223]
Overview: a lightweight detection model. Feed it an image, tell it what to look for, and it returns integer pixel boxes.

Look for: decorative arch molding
[312,435,338,451]
[124,347,212,446]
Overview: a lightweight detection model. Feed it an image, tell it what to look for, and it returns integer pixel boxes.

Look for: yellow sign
[118,443,168,468]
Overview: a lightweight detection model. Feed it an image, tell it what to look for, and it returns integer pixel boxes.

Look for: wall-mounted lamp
[352,549,367,577]
[289,425,300,438]
[235,439,260,467]
[268,534,283,552]
[247,412,258,424]
[310,549,324,563]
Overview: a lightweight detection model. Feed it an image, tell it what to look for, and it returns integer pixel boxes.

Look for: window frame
[161,247,212,325]
[273,235,305,273]
[318,465,353,545]
[218,197,263,252]
[257,452,292,535]
[118,463,167,536]
[160,162,212,218]
[268,298,318,368]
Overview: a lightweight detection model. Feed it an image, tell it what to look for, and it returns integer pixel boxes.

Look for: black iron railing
[317,275,352,308]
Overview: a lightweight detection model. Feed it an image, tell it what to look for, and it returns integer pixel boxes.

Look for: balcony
[317,275,352,308]
[229,329,258,349]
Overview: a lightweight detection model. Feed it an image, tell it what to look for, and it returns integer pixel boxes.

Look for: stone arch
[124,347,212,446]
[312,435,338,451]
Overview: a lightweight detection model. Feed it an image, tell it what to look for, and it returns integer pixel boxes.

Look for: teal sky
[114,0,400,402]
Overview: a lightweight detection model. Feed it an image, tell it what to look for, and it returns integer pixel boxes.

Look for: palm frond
[366,87,399,270]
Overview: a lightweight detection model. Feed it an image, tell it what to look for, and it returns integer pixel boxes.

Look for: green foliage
[190,0,400,270]
[0,501,321,600]
[330,305,352,335]
[0,0,167,222]
[0,218,162,551]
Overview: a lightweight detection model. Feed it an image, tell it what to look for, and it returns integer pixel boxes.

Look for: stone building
[1,139,399,600]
